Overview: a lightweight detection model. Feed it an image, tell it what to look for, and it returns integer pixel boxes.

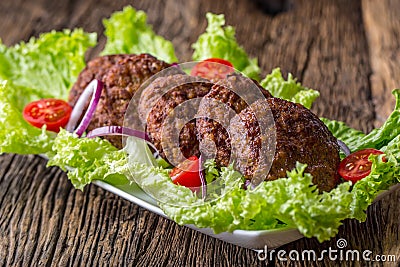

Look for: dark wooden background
[1,0,400,266]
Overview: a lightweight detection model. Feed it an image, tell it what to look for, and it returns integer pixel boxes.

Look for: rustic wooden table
[1,0,399,266]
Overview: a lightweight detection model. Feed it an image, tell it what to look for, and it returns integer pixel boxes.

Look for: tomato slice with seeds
[170,156,202,189]
[23,98,72,133]
[338,148,386,183]
[190,58,234,81]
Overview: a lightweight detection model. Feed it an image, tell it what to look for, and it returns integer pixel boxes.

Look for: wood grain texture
[0,0,399,266]
[362,0,400,127]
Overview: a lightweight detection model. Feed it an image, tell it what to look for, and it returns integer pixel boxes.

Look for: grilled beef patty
[196,74,340,191]
[68,54,171,148]
[140,74,212,162]
[196,73,273,166]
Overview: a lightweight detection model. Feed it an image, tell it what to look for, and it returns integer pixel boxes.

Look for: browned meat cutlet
[229,97,340,192]
[196,73,273,167]
[68,53,171,148]
[140,74,212,163]
[68,54,127,104]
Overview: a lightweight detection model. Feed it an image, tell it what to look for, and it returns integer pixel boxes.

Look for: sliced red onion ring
[86,125,149,140]
[243,179,256,190]
[66,79,103,136]
[198,155,207,199]
[86,125,159,155]
[337,139,351,156]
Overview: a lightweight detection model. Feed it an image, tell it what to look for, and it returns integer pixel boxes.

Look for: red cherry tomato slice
[338,148,386,183]
[203,58,234,66]
[170,156,202,190]
[190,58,234,81]
[23,98,72,133]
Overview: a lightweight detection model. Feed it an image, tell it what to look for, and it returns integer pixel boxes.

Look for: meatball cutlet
[68,53,171,148]
[196,73,273,166]
[140,74,212,163]
[196,73,340,191]
[68,54,127,104]
[230,97,340,191]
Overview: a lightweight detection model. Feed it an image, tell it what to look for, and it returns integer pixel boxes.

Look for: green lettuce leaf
[260,68,320,108]
[350,152,399,220]
[0,29,96,102]
[349,113,400,219]
[0,81,55,154]
[322,89,400,152]
[102,6,178,63]
[47,129,129,190]
[354,89,400,150]
[191,13,260,80]
[204,159,219,184]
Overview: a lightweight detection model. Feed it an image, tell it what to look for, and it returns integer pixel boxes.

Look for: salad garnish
[101,6,178,63]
